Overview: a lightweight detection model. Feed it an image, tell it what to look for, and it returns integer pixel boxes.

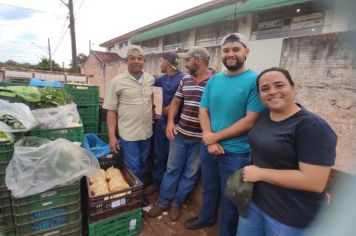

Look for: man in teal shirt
[184,33,265,236]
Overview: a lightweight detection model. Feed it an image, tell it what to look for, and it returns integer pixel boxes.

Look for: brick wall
[280,32,356,172]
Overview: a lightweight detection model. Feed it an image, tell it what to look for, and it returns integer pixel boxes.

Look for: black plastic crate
[85,154,142,223]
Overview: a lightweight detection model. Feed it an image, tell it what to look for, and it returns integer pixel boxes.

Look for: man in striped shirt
[148,46,212,221]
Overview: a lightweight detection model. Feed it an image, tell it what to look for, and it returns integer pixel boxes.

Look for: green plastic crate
[0,162,9,173]
[29,124,84,144]
[0,172,5,189]
[63,84,99,105]
[0,227,15,236]
[27,220,82,236]
[0,205,14,229]
[14,209,81,236]
[77,105,99,123]
[11,183,80,215]
[0,149,12,164]
[88,209,142,236]
[99,122,108,133]
[0,81,19,87]
[0,189,11,207]
[97,133,108,144]
[12,200,80,225]
[83,121,99,134]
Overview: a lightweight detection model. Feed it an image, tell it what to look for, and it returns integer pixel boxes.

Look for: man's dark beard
[222,58,244,71]
[186,65,198,77]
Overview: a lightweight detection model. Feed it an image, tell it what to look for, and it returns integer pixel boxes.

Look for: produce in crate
[89,169,106,185]
[89,167,129,196]
[90,180,109,196]
[105,166,123,181]
[108,175,129,192]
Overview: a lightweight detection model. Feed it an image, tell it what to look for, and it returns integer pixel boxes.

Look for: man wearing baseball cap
[144,51,186,196]
[184,33,265,236]
[148,46,213,221]
[103,45,154,190]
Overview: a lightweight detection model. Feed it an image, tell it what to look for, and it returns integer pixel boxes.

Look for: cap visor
[178,53,190,59]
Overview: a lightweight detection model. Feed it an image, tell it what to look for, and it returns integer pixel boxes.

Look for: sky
[0,0,211,67]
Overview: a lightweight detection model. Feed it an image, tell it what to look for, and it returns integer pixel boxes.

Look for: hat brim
[178,53,190,59]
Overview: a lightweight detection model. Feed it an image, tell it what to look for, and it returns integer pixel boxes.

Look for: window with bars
[141,38,159,53]
[163,31,189,51]
[196,21,237,47]
[251,2,327,40]
[119,41,128,49]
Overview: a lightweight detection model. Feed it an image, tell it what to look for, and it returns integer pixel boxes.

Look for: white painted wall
[247,38,284,73]
[5,71,33,79]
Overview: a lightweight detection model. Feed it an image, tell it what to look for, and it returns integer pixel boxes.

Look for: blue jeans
[152,118,169,188]
[158,134,201,207]
[198,145,251,236]
[237,202,306,236]
[119,137,151,183]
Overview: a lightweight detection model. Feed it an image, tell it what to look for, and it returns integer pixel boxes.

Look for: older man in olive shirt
[103,45,154,183]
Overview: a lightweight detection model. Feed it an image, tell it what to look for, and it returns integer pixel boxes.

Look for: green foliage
[36,58,62,71]
[0,60,36,69]
[69,53,88,68]
[36,87,74,108]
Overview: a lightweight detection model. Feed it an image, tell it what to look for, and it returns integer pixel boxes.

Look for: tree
[0,60,36,69]
[69,53,88,68]
[36,58,61,71]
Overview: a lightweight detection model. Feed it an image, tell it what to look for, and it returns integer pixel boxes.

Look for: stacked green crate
[0,138,15,235]
[97,122,108,143]
[11,182,82,236]
[0,139,13,188]
[88,209,142,236]
[29,124,84,144]
[64,84,99,134]
[0,189,15,236]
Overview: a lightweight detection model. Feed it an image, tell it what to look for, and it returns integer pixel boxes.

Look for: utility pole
[89,40,91,52]
[61,0,78,73]
[48,38,52,71]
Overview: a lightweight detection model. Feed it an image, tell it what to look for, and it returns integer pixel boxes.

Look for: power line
[75,0,86,14]
[52,27,69,56]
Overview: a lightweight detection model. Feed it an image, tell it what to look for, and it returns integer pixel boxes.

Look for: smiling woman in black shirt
[237,68,337,236]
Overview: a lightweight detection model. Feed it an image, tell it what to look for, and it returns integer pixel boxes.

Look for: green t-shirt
[200,69,265,153]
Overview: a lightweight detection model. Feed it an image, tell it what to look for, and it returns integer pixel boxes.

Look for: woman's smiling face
[258,71,295,112]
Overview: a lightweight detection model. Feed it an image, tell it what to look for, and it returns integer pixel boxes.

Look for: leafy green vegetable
[0,111,25,129]
[21,139,42,147]
[36,87,73,108]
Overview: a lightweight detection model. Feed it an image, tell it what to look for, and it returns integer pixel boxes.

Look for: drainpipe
[103,63,106,97]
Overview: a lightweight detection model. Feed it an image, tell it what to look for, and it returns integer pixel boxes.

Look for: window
[349,15,356,30]
[141,38,159,54]
[196,21,237,47]
[251,2,327,40]
[108,46,114,52]
[119,41,128,49]
[163,31,189,51]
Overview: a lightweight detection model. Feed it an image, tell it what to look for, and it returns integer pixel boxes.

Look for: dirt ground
[138,192,219,236]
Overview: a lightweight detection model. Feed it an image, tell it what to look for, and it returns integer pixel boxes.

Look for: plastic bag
[31,103,80,128]
[5,137,100,198]
[0,99,39,132]
[83,133,111,158]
